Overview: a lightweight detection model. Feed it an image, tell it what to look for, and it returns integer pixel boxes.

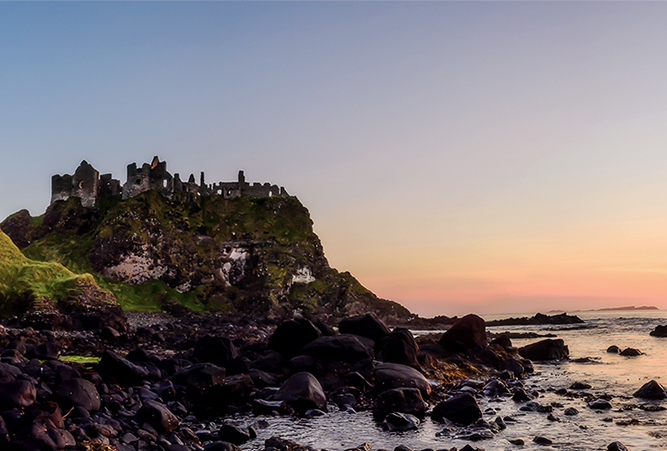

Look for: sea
[225,310,667,451]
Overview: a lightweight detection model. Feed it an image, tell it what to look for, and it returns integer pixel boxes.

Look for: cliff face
[2,193,411,323]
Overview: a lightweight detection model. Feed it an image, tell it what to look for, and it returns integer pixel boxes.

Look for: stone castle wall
[51,156,289,207]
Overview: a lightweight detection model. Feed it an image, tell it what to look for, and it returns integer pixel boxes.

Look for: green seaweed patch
[59,355,101,365]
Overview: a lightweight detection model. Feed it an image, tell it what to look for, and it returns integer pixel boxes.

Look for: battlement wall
[51,157,290,207]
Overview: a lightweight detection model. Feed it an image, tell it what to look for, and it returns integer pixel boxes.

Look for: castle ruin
[51,156,289,207]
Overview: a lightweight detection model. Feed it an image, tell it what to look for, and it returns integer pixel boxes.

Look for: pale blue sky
[3,2,667,316]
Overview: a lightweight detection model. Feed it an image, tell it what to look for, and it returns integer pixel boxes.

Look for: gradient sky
[2,2,667,317]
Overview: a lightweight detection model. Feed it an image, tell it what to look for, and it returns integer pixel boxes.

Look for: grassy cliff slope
[2,193,412,323]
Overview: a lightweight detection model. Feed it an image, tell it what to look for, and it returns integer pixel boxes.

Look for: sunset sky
[2,2,667,316]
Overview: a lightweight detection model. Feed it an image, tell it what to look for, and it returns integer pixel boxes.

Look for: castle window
[135,179,141,185]
[163,180,167,188]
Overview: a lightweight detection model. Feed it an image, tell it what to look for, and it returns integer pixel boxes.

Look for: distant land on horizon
[548,305,659,313]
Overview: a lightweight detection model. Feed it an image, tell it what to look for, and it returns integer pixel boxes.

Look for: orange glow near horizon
[320,208,667,317]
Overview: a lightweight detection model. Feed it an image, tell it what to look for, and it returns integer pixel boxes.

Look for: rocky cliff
[2,192,411,323]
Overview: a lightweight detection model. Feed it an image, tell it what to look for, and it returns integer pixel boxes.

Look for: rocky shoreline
[0,311,635,451]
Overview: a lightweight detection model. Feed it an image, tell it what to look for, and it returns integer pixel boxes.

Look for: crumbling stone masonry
[51,156,289,207]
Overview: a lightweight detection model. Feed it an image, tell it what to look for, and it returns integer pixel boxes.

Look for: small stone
[564,407,579,416]
[508,439,524,445]
[608,442,629,451]
[589,399,612,410]
[533,436,553,445]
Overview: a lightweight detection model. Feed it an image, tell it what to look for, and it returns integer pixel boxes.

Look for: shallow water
[225,310,667,451]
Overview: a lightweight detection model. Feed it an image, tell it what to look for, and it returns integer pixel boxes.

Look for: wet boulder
[194,336,238,367]
[55,378,101,412]
[134,400,179,433]
[204,443,241,451]
[482,379,510,397]
[374,362,431,398]
[518,339,569,361]
[432,393,482,425]
[382,412,420,432]
[606,345,620,353]
[373,387,427,421]
[273,372,326,414]
[438,314,487,354]
[268,319,322,359]
[301,335,374,363]
[608,442,629,451]
[502,357,524,378]
[619,348,642,356]
[218,424,255,445]
[589,399,612,410]
[650,325,667,337]
[377,328,419,367]
[633,380,667,399]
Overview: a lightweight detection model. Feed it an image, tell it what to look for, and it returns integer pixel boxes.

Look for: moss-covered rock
[0,228,126,330]
[2,193,411,323]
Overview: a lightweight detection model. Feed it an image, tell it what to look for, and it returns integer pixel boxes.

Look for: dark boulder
[273,372,326,413]
[338,313,391,345]
[608,442,629,451]
[301,335,374,363]
[589,399,612,410]
[418,342,447,361]
[0,414,7,443]
[432,393,482,426]
[54,378,101,412]
[438,314,487,354]
[377,328,419,367]
[374,362,431,398]
[100,326,121,341]
[33,343,60,360]
[373,387,427,421]
[268,319,322,359]
[650,325,667,337]
[17,418,76,451]
[172,363,226,392]
[134,400,179,433]
[0,380,36,408]
[633,380,667,399]
[98,350,149,386]
[204,442,241,451]
[518,339,568,361]
[490,334,512,350]
[382,412,420,431]
[502,357,524,378]
[209,374,255,407]
[620,348,642,356]
[194,336,238,367]
[264,436,317,451]
[218,424,254,445]
[607,345,620,353]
